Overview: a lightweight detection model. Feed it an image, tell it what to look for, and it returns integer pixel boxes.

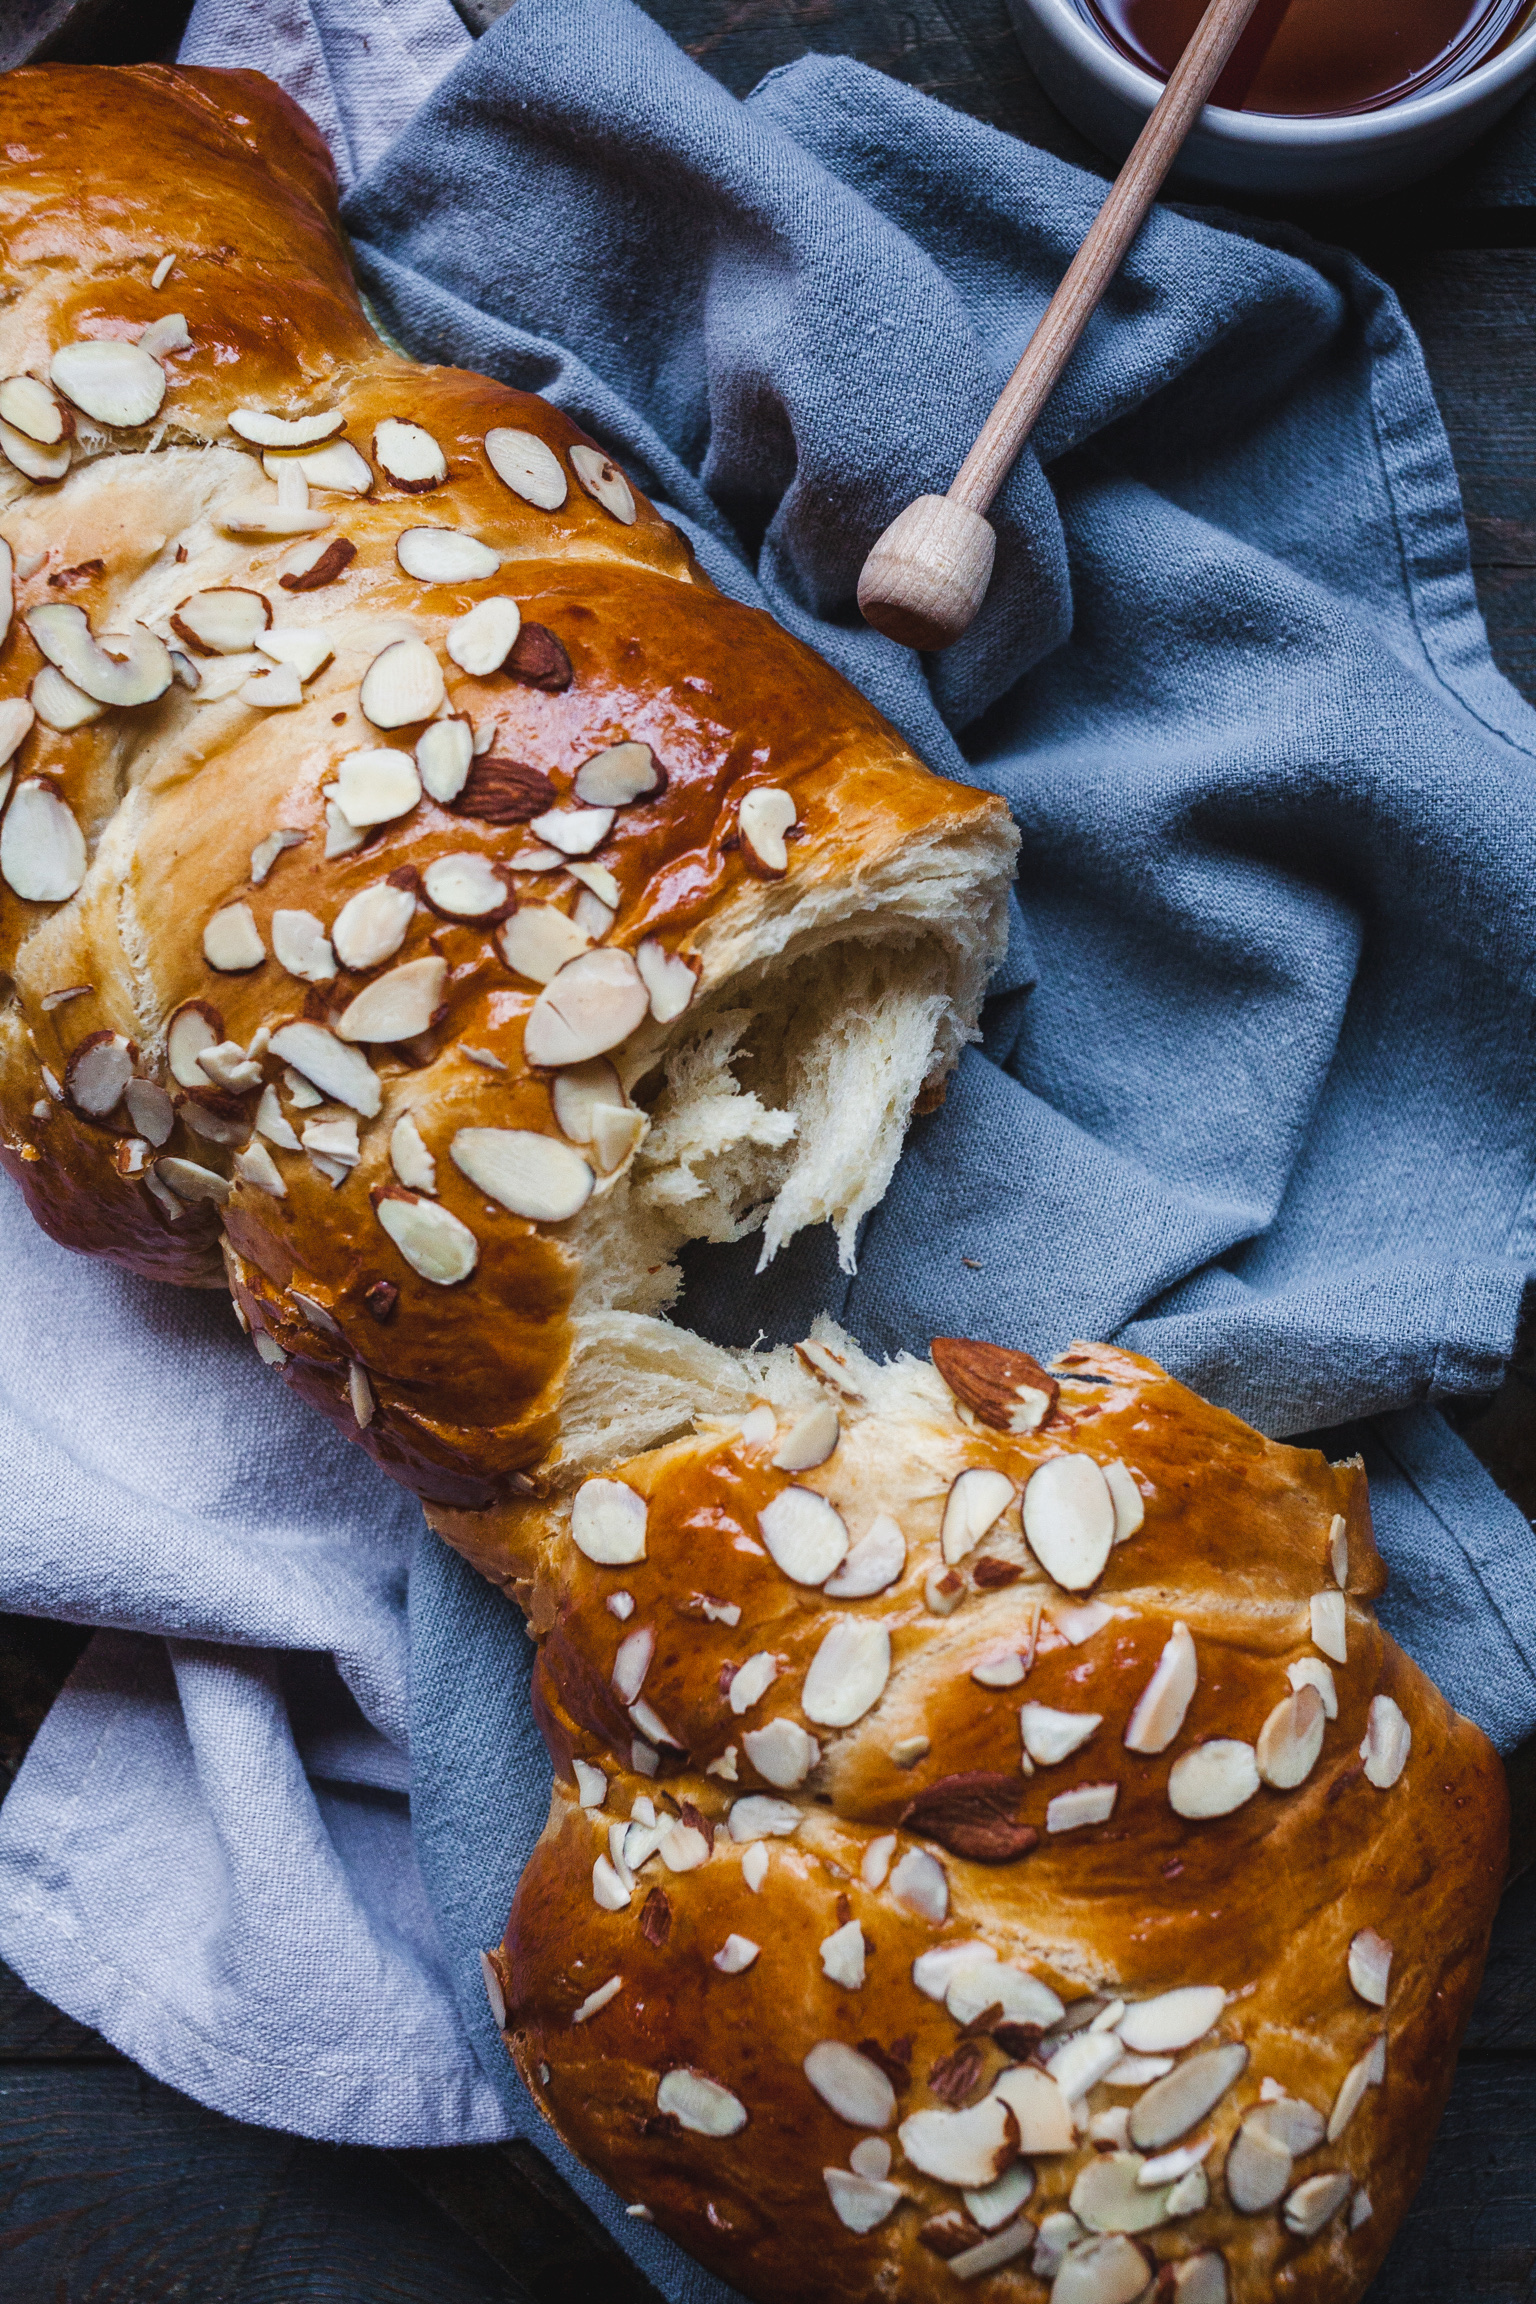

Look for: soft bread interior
[552,1311,958,1486]
[556,806,1016,1481]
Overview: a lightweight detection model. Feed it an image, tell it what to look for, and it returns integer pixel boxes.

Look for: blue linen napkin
[347,0,1536,2257]
[0,0,1532,2277]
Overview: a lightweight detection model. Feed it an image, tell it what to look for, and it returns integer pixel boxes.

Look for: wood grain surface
[1,1,1535,2299]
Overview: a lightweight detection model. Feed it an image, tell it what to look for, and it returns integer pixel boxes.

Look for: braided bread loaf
[484,1330,1505,2304]
[0,67,1014,1510]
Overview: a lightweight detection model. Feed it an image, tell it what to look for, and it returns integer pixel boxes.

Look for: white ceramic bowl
[1006,0,1536,197]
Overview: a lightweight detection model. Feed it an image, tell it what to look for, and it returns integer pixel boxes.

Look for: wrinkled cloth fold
[0,7,1530,2288]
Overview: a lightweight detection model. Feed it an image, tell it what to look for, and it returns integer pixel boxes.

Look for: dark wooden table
[4,0,1536,2296]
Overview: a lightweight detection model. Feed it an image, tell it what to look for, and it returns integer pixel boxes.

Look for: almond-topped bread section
[0,66,1016,1508]
[484,1332,1505,2304]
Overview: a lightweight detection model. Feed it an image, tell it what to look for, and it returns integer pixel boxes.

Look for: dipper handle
[857,0,1267,652]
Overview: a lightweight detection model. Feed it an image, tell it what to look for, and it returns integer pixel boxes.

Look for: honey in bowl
[1078,0,1535,113]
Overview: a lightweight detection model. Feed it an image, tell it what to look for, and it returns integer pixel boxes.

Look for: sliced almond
[234,1140,285,1197]
[571,1478,647,1563]
[1255,1682,1326,1789]
[656,2068,746,2137]
[804,2041,896,2129]
[1282,2171,1351,2239]
[263,439,372,495]
[1023,1455,1115,1591]
[1118,1988,1224,2055]
[449,1125,594,1221]
[268,1021,380,1115]
[1049,2237,1151,2304]
[259,628,334,682]
[1046,1782,1118,1832]
[1070,2153,1172,2236]
[1020,1703,1102,1767]
[771,1400,839,1472]
[758,1486,848,1585]
[1329,1511,1349,1586]
[203,901,265,972]
[728,1651,779,1715]
[1226,2117,1292,2212]
[0,538,11,653]
[30,667,102,729]
[389,1113,435,1193]
[272,909,336,984]
[498,904,589,985]
[989,2065,1075,2154]
[1167,1739,1260,1820]
[416,716,473,803]
[1360,1694,1411,1787]
[446,596,521,675]
[0,376,71,446]
[738,786,796,875]
[941,1466,1015,1565]
[947,1957,1061,2030]
[529,804,614,857]
[136,311,189,359]
[1,779,87,900]
[635,937,697,1023]
[932,1336,1058,1433]
[325,801,365,857]
[171,588,272,656]
[741,1717,819,1787]
[0,417,70,483]
[523,946,649,1066]
[375,419,446,491]
[125,1077,174,1145]
[222,500,332,539]
[186,653,264,704]
[421,851,508,921]
[550,1057,628,1144]
[484,427,567,509]
[965,2165,1036,2236]
[332,880,417,971]
[26,603,172,708]
[198,1039,260,1092]
[1310,1589,1347,1663]
[1348,1928,1392,2006]
[250,829,304,886]
[165,1000,222,1088]
[155,1155,230,1206]
[396,527,501,584]
[1123,1621,1197,1754]
[899,2097,1016,2189]
[0,681,32,764]
[50,339,164,427]
[254,1084,300,1151]
[65,1031,133,1117]
[1287,1655,1338,1719]
[889,1845,948,1920]
[1128,2044,1247,2153]
[334,746,422,828]
[823,2168,902,2234]
[823,1512,905,1599]
[1105,1460,1145,1541]
[241,662,303,709]
[573,742,660,807]
[569,443,635,521]
[1327,2044,1381,2144]
[337,956,447,1042]
[230,408,345,448]
[802,1619,890,1727]
[359,638,444,730]
[275,463,311,513]
[375,1189,478,1283]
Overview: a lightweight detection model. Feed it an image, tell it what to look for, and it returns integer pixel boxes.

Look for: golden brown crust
[0,67,1013,1510]
[492,1339,1506,2303]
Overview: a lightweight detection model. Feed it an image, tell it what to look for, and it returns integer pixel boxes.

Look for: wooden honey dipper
[857,0,1268,652]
